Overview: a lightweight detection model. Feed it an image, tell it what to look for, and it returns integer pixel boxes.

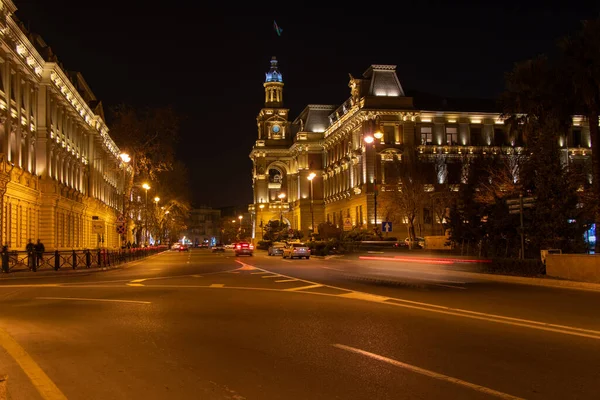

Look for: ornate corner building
[249,57,592,241]
[0,0,129,250]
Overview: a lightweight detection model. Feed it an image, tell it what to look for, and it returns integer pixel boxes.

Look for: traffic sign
[343,217,352,231]
[92,220,105,234]
[381,221,393,232]
[116,224,126,235]
[117,214,125,223]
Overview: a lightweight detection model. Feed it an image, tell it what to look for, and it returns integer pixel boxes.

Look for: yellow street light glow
[154,196,160,203]
[142,183,150,190]
[364,135,374,144]
[308,172,316,181]
[373,131,383,140]
[238,215,243,220]
[119,153,131,163]
[259,204,265,209]
[278,193,286,199]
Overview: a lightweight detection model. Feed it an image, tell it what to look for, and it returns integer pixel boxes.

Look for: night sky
[13,1,600,208]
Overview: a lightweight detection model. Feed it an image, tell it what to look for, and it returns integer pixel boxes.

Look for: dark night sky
[12,1,600,208]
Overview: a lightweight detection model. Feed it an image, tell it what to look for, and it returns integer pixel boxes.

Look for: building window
[470,127,482,146]
[446,127,458,145]
[493,128,505,146]
[420,126,433,145]
[571,128,582,147]
[383,125,395,144]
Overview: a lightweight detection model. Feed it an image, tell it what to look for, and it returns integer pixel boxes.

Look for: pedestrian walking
[34,239,45,267]
[26,239,35,270]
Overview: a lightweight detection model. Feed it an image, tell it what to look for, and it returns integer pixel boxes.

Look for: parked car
[211,243,225,252]
[268,242,286,256]
[282,242,311,259]
[234,242,254,256]
[224,243,236,249]
[404,237,425,248]
[171,243,181,250]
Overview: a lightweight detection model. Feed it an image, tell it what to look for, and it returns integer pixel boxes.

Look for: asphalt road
[1,248,599,400]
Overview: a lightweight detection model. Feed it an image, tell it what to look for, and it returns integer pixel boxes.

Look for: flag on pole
[273,20,283,36]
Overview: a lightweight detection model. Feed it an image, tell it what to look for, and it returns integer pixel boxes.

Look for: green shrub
[478,258,545,276]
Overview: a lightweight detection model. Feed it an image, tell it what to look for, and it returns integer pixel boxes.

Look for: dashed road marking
[338,292,389,303]
[285,284,323,291]
[209,284,225,288]
[261,275,281,279]
[35,296,150,304]
[192,275,203,278]
[251,272,269,275]
[130,279,147,283]
[275,279,297,283]
[127,283,144,287]
[333,344,524,400]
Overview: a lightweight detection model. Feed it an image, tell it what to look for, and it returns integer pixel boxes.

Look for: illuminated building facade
[249,57,592,240]
[0,0,126,250]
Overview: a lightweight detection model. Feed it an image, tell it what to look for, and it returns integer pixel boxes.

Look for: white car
[282,243,311,259]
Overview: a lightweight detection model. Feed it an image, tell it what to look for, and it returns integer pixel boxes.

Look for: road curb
[0,375,7,400]
[447,270,600,292]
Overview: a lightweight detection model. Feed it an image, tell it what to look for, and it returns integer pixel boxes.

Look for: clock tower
[249,57,293,241]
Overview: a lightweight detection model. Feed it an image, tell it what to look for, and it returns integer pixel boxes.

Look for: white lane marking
[233,260,600,340]
[192,275,203,278]
[333,344,524,400]
[127,283,144,287]
[35,297,150,304]
[0,327,68,400]
[275,279,297,283]
[0,284,60,288]
[434,284,466,290]
[261,275,281,279]
[285,284,323,291]
[209,284,225,288]
[251,272,269,275]
[338,292,389,302]
[130,279,147,283]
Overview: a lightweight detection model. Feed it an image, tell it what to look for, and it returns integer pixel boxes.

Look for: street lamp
[259,204,265,240]
[238,215,243,240]
[142,182,150,245]
[119,153,131,246]
[278,193,286,227]
[153,196,160,245]
[307,172,316,236]
[364,133,381,237]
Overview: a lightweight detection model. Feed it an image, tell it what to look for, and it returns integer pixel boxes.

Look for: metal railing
[1,246,168,273]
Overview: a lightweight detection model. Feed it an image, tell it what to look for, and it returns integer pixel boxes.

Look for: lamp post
[259,204,265,240]
[238,215,243,240]
[307,172,316,237]
[142,182,150,246]
[364,130,383,237]
[278,193,286,227]
[119,153,131,246]
[153,196,160,245]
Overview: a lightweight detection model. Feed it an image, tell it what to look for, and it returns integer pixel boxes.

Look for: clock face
[272,124,281,134]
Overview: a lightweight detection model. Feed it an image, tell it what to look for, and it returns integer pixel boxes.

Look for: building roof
[406,90,500,113]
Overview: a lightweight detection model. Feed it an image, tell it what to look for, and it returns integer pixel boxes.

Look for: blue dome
[265,56,283,83]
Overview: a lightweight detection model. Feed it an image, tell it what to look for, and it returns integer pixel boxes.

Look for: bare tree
[378,148,430,246]
[474,152,527,205]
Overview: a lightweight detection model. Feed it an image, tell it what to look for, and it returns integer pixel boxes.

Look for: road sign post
[343,217,352,232]
[381,221,393,233]
[507,195,535,259]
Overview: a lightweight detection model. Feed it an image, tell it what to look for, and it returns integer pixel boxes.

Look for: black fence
[1,246,168,274]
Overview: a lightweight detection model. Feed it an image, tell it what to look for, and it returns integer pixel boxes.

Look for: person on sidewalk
[26,239,35,270]
[34,239,45,268]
